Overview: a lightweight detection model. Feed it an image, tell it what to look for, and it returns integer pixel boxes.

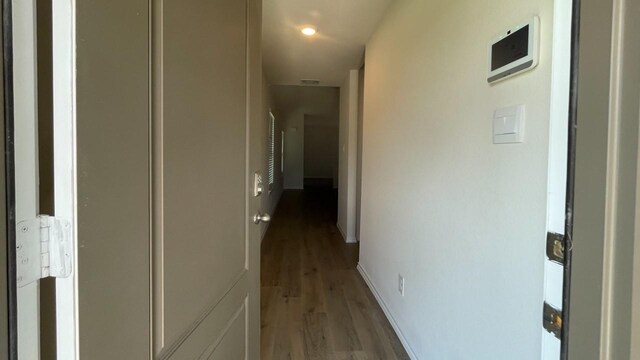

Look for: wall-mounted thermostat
[487,17,539,83]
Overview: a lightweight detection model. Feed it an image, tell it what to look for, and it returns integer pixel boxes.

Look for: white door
[542,0,575,358]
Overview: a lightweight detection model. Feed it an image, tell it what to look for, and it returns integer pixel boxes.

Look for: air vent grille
[300,79,320,86]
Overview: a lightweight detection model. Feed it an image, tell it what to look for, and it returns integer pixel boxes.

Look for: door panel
[206,306,247,359]
[153,0,252,357]
[75,0,151,357]
[164,276,248,359]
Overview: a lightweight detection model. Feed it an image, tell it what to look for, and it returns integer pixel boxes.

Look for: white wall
[359,0,553,359]
[338,70,359,243]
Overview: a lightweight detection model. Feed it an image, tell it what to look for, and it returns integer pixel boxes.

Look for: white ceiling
[262,0,393,86]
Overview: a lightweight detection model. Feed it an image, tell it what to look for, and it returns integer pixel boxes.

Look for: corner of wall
[337,69,360,244]
[356,264,418,360]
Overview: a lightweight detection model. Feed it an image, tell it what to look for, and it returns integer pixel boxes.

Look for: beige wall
[359,0,553,358]
[304,114,339,181]
[282,109,305,189]
[76,0,151,357]
[271,86,340,189]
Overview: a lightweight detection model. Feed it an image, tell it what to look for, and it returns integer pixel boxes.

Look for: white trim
[52,0,79,358]
[336,222,356,244]
[541,0,572,357]
[357,264,418,360]
[13,1,41,357]
[151,0,166,353]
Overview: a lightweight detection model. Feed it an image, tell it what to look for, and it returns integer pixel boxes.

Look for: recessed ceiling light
[301,27,317,36]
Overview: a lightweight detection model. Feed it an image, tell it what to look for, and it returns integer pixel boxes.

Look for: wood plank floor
[261,189,410,360]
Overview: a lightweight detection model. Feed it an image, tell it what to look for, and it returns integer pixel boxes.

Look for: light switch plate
[493,104,525,144]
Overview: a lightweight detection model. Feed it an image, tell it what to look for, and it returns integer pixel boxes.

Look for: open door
[151,0,262,358]
[7,0,261,358]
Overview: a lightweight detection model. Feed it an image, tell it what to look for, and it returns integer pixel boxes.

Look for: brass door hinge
[546,232,565,265]
[543,302,562,339]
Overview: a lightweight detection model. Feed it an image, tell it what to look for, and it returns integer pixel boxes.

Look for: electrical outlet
[398,274,405,296]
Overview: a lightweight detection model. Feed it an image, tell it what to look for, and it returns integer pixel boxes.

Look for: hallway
[261,190,410,360]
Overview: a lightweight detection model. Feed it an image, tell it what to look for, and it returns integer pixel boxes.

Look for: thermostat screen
[491,26,529,71]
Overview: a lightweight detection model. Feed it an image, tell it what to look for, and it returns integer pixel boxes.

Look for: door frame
[2,0,18,357]
[51,1,79,358]
[2,1,79,358]
[559,0,581,357]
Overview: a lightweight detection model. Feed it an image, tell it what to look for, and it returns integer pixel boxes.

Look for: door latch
[16,215,73,287]
[253,172,264,197]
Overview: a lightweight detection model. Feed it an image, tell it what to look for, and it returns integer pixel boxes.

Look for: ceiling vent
[300,79,320,86]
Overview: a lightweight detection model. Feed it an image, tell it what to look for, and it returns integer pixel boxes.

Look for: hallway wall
[338,70,359,243]
[356,65,365,241]
[358,0,553,359]
[282,109,305,189]
[271,86,340,190]
[304,114,339,182]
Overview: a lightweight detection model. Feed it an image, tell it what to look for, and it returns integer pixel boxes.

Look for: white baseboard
[336,222,357,243]
[357,264,419,360]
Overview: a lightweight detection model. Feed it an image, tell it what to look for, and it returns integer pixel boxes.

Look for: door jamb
[560,0,581,358]
[2,0,17,357]
[51,1,79,358]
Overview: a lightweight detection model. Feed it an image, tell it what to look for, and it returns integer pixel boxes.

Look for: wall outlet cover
[398,274,405,296]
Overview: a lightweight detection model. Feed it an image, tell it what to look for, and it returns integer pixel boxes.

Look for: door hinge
[546,232,565,265]
[16,215,72,288]
[543,302,562,339]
